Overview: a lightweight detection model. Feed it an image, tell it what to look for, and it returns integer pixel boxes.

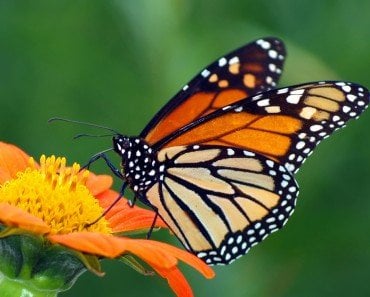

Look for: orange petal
[96,189,167,232]
[85,173,113,196]
[125,240,214,296]
[0,142,32,184]
[95,189,122,206]
[49,232,127,258]
[114,238,178,268]
[106,202,167,232]
[48,233,176,268]
[109,206,167,233]
[132,240,215,279]
[153,265,193,297]
[0,202,50,234]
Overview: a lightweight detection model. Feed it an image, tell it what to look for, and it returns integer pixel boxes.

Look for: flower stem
[0,273,57,297]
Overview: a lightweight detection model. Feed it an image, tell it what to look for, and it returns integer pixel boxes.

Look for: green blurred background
[1,1,369,296]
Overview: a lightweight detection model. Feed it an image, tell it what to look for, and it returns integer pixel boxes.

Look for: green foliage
[0,1,369,296]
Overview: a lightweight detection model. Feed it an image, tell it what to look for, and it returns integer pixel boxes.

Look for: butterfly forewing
[155,82,369,173]
[145,145,298,265]
[141,37,286,147]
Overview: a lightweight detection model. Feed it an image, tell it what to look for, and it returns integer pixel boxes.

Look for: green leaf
[74,252,104,277]
[119,254,154,276]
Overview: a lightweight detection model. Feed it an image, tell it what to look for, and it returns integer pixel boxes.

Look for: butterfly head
[113,135,159,192]
[112,134,130,154]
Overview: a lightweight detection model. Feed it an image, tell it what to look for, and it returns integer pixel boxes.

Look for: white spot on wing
[347,94,357,102]
[265,106,281,113]
[268,49,278,59]
[227,149,235,156]
[342,85,351,93]
[218,57,227,67]
[310,125,323,132]
[286,94,301,104]
[243,151,255,157]
[256,39,271,49]
[290,89,305,95]
[277,88,289,94]
[252,94,263,101]
[266,76,273,84]
[257,99,270,107]
[201,69,211,78]
[268,63,276,72]
[229,56,239,65]
[332,115,340,122]
[296,141,305,150]
[343,106,351,113]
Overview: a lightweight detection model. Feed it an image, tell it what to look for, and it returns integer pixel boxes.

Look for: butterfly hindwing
[155,82,369,173]
[145,145,298,265]
[141,37,286,146]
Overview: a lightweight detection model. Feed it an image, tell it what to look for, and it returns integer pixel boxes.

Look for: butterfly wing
[145,145,298,265]
[153,82,369,173]
[141,37,286,144]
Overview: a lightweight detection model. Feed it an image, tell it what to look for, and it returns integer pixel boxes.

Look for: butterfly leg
[146,208,159,239]
[83,152,124,179]
[86,182,128,226]
[127,195,137,207]
[135,193,159,239]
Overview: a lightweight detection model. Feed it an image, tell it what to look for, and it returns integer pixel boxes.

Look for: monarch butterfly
[85,37,369,265]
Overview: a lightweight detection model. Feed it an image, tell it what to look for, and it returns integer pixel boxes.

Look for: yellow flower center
[0,155,112,235]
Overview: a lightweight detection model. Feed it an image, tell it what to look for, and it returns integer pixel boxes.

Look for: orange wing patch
[145,92,214,144]
[212,89,247,109]
[145,89,248,145]
[162,113,302,160]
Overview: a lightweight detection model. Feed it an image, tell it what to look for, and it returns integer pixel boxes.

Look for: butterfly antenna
[48,117,120,134]
[73,133,116,139]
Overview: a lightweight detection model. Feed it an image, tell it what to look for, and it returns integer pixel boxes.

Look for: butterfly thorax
[113,135,159,193]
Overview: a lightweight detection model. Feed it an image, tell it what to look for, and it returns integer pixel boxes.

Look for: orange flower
[0,142,214,296]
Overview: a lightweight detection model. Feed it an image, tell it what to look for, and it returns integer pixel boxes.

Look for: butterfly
[86,37,369,265]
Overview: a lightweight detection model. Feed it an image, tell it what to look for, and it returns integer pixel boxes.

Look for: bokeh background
[1,1,369,296]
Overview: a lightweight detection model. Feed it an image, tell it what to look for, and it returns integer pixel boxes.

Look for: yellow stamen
[0,155,111,235]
